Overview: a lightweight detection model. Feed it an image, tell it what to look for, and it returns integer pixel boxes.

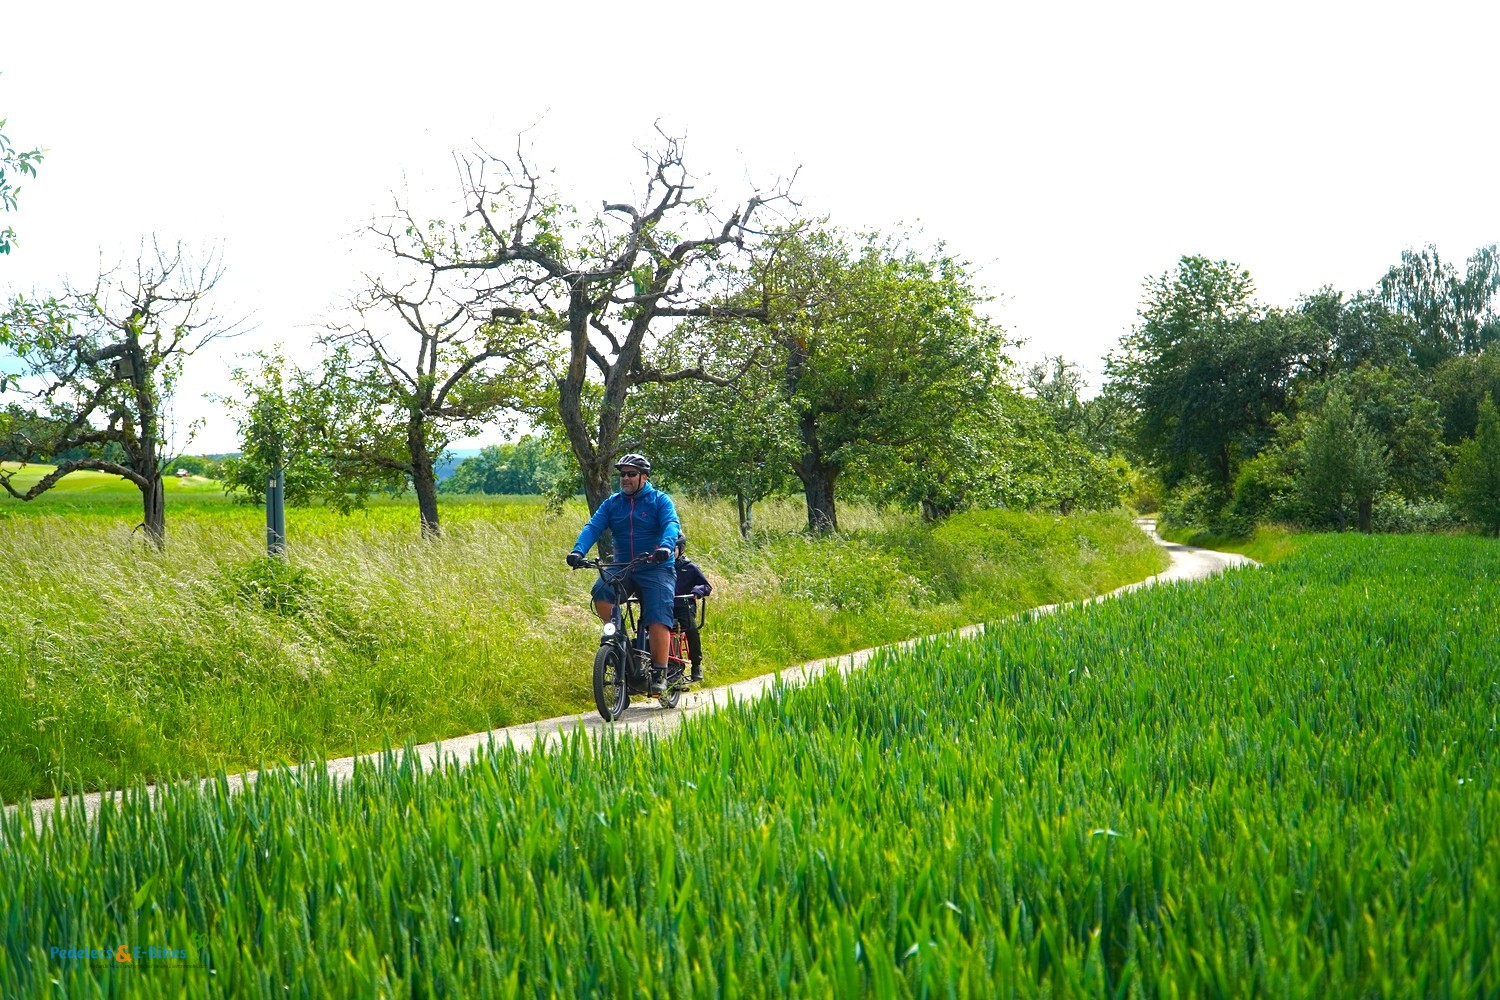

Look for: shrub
[1158,477,1231,534]
[1447,396,1500,535]
[219,558,321,617]
[1369,493,1458,534]
[774,535,933,611]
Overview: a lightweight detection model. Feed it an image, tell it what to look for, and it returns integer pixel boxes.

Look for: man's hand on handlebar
[691,584,710,598]
[649,546,672,564]
[566,551,585,569]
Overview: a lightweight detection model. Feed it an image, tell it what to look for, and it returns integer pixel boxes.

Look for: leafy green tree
[1297,388,1389,532]
[1106,256,1320,498]
[630,345,794,538]
[1021,356,1135,458]
[1296,365,1445,500]
[0,114,42,255]
[219,347,405,513]
[1430,352,1500,444]
[1296,286,1413,374]
[995,400,1131,514]
[753,228,1012,532]
[866,386,1020,521]
[0,243,238,548]
[1379,244,1500,366]
[1447,395,1500,535]
[1229,430,1302,526]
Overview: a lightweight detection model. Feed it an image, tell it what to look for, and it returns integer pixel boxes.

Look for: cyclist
[672,535,712,683]
[566,453,680,694]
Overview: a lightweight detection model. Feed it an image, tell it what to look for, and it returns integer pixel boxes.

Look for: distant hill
[435,448,483,481]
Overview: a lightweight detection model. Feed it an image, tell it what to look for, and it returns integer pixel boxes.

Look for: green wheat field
[3,532,1495,996]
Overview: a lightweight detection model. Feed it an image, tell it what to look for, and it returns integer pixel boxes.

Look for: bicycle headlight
[602,622,616,637]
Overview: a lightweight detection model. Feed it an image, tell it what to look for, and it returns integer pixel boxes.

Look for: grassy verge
[1158,521,1301,563]
[5,534,1494,995]
[0,494,1165,802]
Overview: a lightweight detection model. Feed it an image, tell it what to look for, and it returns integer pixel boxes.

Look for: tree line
[0,133,1124,549]
[1104,246,1500,535]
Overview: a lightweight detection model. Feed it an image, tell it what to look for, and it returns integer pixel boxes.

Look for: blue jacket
[572,482,680,564]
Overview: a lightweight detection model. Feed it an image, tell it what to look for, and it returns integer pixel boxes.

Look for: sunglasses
[618,470,643,479]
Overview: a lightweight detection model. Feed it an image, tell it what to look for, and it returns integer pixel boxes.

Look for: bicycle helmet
[615,453,652,473]
[675,534,687,555]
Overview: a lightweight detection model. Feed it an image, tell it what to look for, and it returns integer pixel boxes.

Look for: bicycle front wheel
[593,645,629,721]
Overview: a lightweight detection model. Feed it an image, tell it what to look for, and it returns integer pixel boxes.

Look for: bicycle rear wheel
[593,646,629,721]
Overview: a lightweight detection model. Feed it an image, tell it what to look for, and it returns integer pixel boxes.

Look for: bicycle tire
[593,645,629,721]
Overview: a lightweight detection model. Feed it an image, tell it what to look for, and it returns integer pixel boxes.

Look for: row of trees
[1105,246,1500,534]
[2,136,1125,549]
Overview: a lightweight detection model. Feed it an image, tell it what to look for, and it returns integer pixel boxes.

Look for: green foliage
[1369,492,1458,534]
[1228,442,1303,526]
[219,347,407,513]
[1296,285,1412,373]
[4,536,1496,996]
[1296,364,1445,500]
[630,322,796,525]
[1107,256,1320,492]
[774,535,933,610]
[1159,475,1242,535]
[1297,387,1389,532]
[752,226,1016,529]
[0,114,43,255]
[440,434,580,496]
[1446,395,1500,534]
[1379,243,1500,365]
[219,557,321,617]
[1020,356,1133,457]
[1431,350,1500,443]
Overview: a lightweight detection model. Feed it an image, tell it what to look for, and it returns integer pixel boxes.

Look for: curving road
[10,519,1255,831]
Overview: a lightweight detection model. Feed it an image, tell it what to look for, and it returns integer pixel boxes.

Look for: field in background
[0,484,1165,801]
[5,534,1494,995]
[0,462,226,504]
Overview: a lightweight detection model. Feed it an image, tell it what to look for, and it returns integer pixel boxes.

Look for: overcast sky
[3,0,1496,453]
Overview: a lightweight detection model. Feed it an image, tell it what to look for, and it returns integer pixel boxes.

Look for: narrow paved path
[9,519,1254,831]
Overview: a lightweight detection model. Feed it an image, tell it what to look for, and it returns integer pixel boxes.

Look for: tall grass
[0,497,1164,801]
[3,534,1494,996]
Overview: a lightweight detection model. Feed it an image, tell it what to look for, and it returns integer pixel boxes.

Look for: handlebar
[575,552,657,585]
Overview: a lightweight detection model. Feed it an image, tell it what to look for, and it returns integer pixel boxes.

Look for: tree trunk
[736,492,753,540]
[408,421,441,538]
[583,460,613,514]
[921,498,956,523]
[794,405,839,534]
[1356,496,1373,533]
[141,474,165,550]
[799,465,839,534]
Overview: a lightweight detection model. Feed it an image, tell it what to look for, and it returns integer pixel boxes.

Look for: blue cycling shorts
[589,562,676,628]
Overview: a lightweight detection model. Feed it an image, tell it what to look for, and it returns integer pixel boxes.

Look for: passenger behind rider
[672,535,712,683]
[565,453,680,694]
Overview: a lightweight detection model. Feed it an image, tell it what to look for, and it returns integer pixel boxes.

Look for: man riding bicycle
[566,453,680,694]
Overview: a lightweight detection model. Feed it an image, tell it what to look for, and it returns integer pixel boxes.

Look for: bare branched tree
[375,130,796,513]
[321,262,546,537]
[0,240,241,548]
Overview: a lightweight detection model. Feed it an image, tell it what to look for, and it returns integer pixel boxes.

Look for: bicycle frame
[593,554,654,685]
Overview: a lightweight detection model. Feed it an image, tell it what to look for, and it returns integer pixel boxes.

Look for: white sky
[2,0,1497,453]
